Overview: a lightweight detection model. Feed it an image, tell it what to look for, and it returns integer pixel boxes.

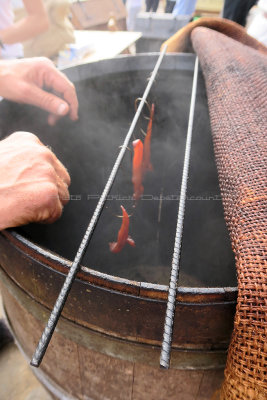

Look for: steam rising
[0,67,236,288]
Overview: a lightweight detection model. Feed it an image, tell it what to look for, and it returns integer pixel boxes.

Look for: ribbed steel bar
[31,46,167,368]
[160,56,199,369]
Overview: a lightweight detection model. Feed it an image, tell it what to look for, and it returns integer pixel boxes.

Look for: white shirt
[126,0,142,9]
[247,0,267,46]
[247,12,267,46]
[0,0,24,59]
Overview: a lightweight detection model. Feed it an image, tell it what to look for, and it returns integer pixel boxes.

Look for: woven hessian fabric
[162,17,267,55]
[191,27,267,400]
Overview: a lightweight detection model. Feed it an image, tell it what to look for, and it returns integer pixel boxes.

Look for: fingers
[35,143,71,208]
[6,130,42,145]
[47,151,71,206]
[45,147,71,186]
[34,183,64,225]
[47,114,60,126]
[0,57,79,124]
[13,131,71,197]
[56,178,70,206]
[21,82,71,118]
[41,65,79,121]
[33,175,69,225]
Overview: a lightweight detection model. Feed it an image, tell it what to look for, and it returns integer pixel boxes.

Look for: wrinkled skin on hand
[0,57,79,125]
[0,131,71,230]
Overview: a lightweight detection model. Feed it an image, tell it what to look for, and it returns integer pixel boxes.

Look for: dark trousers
[222,0,257,26]
[165,0,176,13]
[146,0,160,12]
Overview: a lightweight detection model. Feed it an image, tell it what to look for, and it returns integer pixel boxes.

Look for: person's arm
[0,57,79,125]
[0,0,49,45]
[0,131,70,230]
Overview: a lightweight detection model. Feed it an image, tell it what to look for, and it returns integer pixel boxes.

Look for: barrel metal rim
[2,229,237,302]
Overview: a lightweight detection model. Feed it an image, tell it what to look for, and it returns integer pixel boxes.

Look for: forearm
[0,14,49,45]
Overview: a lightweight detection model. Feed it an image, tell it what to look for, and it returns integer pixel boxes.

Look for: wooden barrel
[0,54,237,400]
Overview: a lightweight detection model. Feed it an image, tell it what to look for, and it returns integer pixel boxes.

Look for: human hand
[0,131,70,230]
[0,57,79,125]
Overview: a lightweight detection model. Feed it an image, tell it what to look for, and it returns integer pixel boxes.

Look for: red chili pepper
[132,139,144,201]
[109,206,135,253]
[143,103,154,173]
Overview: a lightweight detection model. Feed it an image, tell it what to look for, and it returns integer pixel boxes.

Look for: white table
[57,30,142,68]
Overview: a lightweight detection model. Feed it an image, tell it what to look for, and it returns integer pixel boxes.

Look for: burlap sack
[161,17,267,55]
[163,18,267,400]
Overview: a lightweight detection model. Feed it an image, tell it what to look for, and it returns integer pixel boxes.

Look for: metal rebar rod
[160,56,199,369]
[30,46,167,368]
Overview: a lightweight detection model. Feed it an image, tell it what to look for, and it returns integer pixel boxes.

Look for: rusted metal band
[0,267,228,370]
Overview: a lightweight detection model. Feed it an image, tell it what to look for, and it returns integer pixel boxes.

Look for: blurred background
[5,0,266,67]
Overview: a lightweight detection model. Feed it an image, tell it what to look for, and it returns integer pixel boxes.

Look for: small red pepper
[109,206,135,253]
[132,139,144,201]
